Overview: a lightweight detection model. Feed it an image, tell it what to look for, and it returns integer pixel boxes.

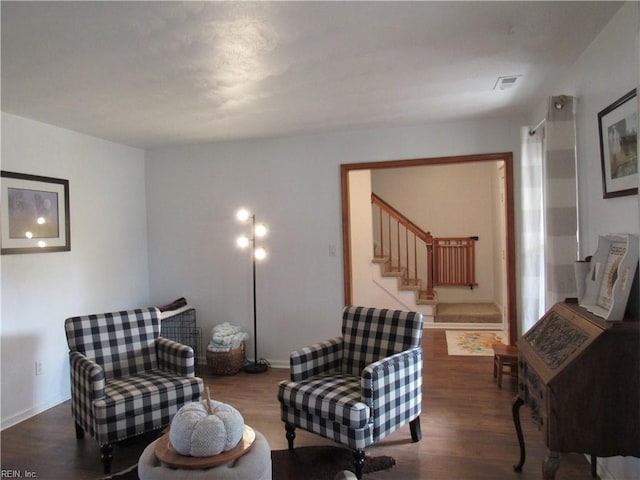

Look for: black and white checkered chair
[65,307,203,474]
[278,306,424,479]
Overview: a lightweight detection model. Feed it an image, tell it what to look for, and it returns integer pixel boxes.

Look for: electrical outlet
[35,361,43,376]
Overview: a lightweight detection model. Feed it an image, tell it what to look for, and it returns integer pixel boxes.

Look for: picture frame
[598,88,638,198]
[1,171,70,254]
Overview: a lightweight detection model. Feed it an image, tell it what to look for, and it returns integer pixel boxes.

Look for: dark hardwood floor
[1,330,596,479]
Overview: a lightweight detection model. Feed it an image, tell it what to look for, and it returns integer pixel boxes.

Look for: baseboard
[1,395,69,431]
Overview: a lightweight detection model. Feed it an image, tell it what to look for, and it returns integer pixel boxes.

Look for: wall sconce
[235,208,269,373]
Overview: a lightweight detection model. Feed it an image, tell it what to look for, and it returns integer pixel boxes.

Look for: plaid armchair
[65,307,203,473]
[277,306,424,479]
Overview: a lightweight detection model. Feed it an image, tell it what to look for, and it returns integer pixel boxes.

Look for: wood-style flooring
[0,330,596,479]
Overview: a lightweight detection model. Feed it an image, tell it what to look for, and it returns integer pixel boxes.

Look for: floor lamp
[236,208,269,374]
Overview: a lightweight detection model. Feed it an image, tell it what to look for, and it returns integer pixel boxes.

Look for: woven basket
[206,342,245,375]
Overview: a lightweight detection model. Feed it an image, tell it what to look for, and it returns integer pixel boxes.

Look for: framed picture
[598,89,638,198]
[1,171,70,254]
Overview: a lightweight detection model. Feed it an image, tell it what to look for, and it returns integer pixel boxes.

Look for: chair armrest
[290,337,344,381]
[70,351,106,401]
[361,347,423,416]
[156,337,196,377]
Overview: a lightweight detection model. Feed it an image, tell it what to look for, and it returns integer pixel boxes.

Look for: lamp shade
[255,224,268,238]
[236,208,250,222]
[236,235,250,248]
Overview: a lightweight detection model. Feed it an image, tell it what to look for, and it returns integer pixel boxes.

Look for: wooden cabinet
[513,302,639,479]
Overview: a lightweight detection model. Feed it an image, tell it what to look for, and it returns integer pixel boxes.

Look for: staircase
[370,193,482,322]
[372,256,436,305]
[369,258,437,321]
[371,193,436,301]
[371,260,502,325]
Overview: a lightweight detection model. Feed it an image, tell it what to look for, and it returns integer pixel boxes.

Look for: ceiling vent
[494,75,522,91]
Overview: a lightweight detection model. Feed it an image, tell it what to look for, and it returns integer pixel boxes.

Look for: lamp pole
[244,213,268,374]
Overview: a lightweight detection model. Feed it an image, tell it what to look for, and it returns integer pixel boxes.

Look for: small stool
[138,429,272,480]
[492,344,519,389]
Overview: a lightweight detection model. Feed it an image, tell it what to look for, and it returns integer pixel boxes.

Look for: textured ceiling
[1,1,623,148]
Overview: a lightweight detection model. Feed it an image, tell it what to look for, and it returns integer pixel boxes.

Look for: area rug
[273,445,395,479]
[445,330,505,356]
[101,446,395,480]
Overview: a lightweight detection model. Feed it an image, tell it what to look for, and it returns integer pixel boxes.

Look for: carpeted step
[435,302,501,323]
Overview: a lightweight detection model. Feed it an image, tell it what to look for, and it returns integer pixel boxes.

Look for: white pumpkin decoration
[169,395,244,457]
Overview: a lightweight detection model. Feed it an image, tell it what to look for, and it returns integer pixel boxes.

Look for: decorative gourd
[169,389,244,457]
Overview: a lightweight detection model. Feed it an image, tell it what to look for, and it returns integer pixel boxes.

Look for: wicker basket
[206,342,245,375]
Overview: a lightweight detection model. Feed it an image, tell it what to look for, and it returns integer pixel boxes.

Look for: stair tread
[382,270,404,277]
[434,302,501,323]
[372,256,437,308]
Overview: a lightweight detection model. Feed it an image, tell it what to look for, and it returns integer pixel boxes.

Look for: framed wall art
[1,171,70,254]
[598,88,638,198]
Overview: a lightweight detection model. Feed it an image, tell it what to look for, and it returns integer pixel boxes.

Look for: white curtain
[520,126,545,333]
[543,95,578,309]
[520,96,579,333]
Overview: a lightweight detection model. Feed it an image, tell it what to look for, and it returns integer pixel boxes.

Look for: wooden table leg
[513,396,526,472]
[542,451,560,480]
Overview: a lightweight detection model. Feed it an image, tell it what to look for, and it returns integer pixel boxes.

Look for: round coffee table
[138,428,271,480]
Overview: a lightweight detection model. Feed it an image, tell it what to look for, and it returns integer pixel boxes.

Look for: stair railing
[371,193,435,299]
[372,193,478,299]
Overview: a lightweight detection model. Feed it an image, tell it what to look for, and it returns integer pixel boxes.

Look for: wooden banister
[371,193,477,301]
[371,193,430,243]
[371,193,432,297]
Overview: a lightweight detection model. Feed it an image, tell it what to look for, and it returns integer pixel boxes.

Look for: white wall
[350,170,383,307]
[0,113,150,428]
[145,117,523,367]
[529,3,639,479]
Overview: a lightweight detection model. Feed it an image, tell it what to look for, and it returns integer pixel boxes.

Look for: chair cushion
[93,370,203,443]
[277,374,370,429]
[341,306,423,376]
[65,308,160,380]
